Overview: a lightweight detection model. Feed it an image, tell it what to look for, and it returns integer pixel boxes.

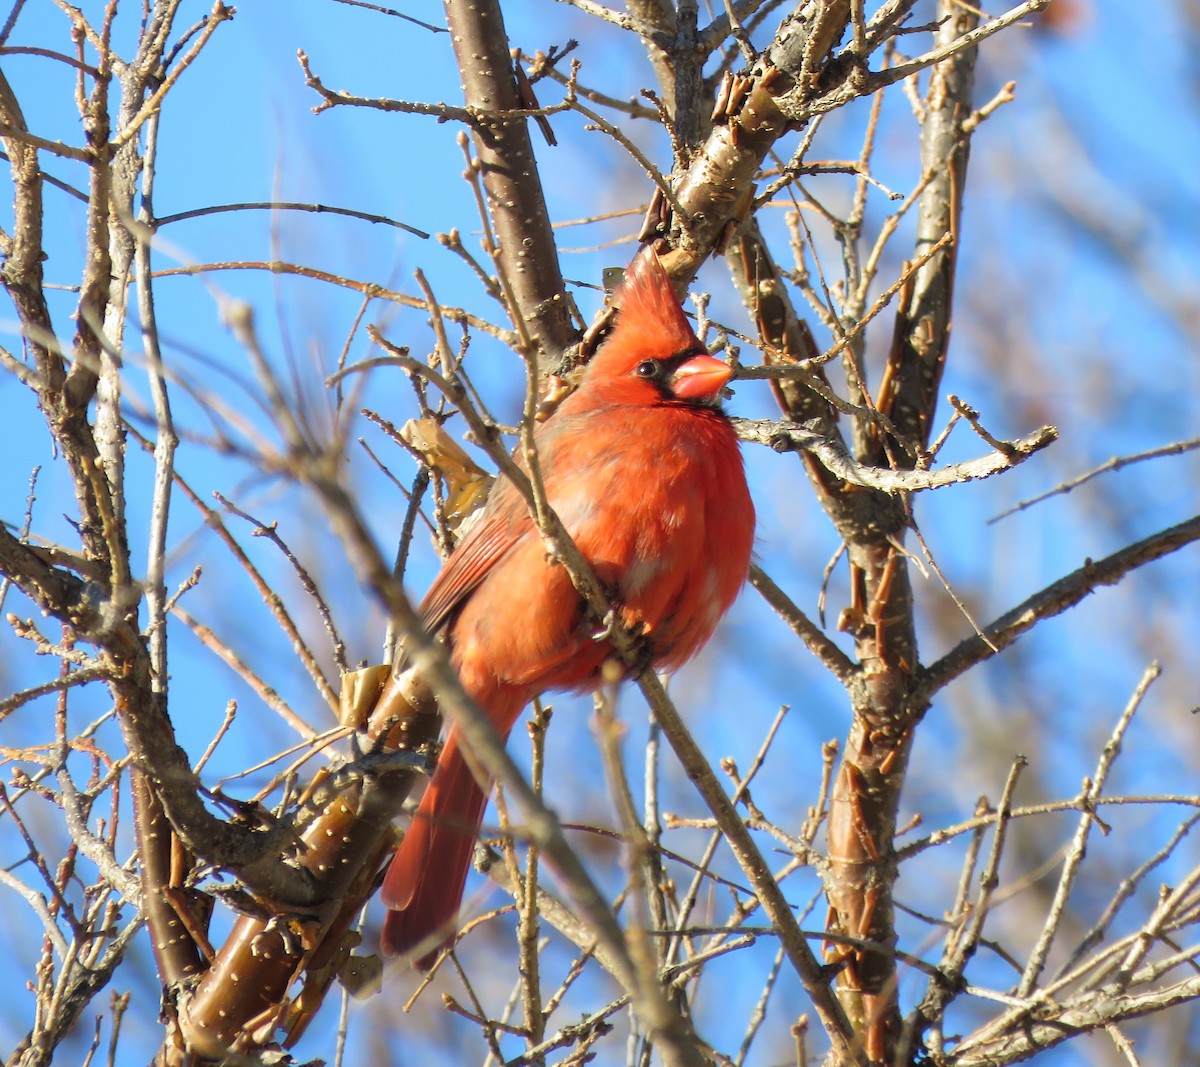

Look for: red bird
[381,251,755,964]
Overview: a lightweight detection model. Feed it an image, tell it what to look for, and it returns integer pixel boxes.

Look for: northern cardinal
[381,251,755,964]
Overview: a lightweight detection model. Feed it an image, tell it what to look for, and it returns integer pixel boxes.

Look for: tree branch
[921,515,1200,696]
[733,416,1058,491]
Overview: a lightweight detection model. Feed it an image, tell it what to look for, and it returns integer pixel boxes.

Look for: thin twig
[991,435,1200,523]
[1017,663,1161,998]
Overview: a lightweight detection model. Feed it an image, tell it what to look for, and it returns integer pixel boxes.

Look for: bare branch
[733,416,1058,492]
[155,200,431,238]
[992,434,1200,523]
[921,515,1200,696]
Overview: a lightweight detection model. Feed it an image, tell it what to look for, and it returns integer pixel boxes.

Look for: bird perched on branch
[381,250,755,966]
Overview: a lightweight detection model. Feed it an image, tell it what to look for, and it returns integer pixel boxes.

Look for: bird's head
[582,251,733,408]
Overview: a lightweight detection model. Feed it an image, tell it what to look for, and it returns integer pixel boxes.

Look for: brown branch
[748,563,856,682]
[443,0,577,371]
[875,33,976,454]
[0,526,329,905]
[861,1,1053,94]
[177,670,438,1057]
[556,0,663,40]
[111,2,232,149]
[727,220,839,436]
[952,975,1200,1067]
[155,199,431,238]
[817,4,981,1059]
[658,2,854,280]
[151,259,517,343]
[921,515,1200,696]
[330,0,447,32]
[520,47,658,121]
[627,0,708,155]
[0,44,101,75]
[0,121,92,161]
[0,68,61,393]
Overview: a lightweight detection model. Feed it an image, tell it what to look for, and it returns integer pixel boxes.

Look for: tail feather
[381,728,492,966]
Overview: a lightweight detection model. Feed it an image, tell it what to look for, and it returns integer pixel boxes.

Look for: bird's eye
[635,360,659,378]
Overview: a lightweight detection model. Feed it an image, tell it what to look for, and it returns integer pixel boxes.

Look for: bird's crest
[606,250,702,358]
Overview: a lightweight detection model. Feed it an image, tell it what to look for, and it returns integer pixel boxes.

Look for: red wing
[419,491,531,635]
[418,411,590,635]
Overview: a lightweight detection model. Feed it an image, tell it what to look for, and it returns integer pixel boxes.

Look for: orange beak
[669,353,733,402]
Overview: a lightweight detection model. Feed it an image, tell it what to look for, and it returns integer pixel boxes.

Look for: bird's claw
[590,608,620,643]
[591,609,656,677]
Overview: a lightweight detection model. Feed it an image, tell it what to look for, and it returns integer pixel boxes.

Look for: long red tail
[380,727,495,966]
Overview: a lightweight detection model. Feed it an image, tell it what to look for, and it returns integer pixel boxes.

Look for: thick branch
[872,2,977,455]
[658,1,853,278]
[178,672,437,1058]
[821,5,980,1060]
[0,68,61,393]
[443,0,576,369]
